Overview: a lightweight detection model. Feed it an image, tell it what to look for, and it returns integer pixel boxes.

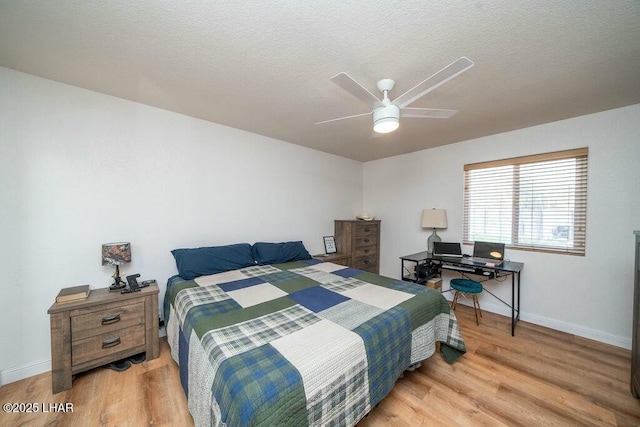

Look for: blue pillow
[171,243,255,280]
[252,241,312,265]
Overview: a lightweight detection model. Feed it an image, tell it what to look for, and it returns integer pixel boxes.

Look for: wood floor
[2,305,640,426]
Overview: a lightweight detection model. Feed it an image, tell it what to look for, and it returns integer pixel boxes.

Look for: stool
[450,278,483,325]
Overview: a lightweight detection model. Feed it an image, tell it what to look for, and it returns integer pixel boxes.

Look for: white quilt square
[270,319,367,398]
[226,283,287,308]
[341,283,413,310]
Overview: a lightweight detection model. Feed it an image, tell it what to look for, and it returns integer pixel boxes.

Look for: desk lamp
[102,242,131,291]
[421,209,447,253]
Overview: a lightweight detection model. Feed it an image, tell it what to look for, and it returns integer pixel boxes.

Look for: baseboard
[446,294,632,350]
[519,309,632,349]
[0,358,50,387]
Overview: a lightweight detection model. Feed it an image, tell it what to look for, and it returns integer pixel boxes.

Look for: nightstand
[313,252,349,266]
[47,284,159,394]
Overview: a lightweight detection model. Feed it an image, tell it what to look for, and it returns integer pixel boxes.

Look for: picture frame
[323,236,337,254]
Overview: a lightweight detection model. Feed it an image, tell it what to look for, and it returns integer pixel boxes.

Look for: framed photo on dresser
[323,236,337,254]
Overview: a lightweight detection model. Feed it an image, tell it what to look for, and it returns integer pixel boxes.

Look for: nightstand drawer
[313,253,349,266]
[72,324,145,366]
[71,302,144,341]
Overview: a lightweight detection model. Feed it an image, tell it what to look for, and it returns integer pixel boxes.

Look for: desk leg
[511,272,515,336]
[510,271,523,336]
[517,271,521,321]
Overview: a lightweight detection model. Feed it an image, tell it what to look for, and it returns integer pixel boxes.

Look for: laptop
[432,242,463,258]
[470,241,505,266]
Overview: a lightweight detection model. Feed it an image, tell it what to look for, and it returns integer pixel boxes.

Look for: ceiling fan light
[374,118,399,133]
[373,104,400,133]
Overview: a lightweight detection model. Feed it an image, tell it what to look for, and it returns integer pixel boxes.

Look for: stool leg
[476,295,483,318]
[452,291,460,310]
[472,295,480,325]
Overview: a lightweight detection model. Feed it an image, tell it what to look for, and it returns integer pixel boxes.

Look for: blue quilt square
[218,277,264,292]
[289,286,349,313]
[213,344,306,426]
[332,267,362,278]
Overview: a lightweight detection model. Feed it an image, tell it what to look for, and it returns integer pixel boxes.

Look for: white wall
[0,67,363,384]
[364,104,640,348]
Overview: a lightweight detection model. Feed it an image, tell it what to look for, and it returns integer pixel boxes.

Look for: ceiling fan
[316,57,474,134]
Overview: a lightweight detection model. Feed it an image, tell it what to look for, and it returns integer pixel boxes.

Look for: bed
[163,242,466,426]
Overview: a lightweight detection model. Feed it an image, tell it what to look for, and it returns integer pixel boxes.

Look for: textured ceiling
[1,1,639,162]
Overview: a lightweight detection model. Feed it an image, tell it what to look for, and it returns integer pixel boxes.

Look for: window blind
[463,148,588,255]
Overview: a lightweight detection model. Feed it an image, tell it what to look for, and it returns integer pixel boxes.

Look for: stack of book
[56,285,91,303]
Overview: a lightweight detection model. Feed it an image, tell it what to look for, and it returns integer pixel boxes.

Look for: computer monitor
[472,241,505,261]
[432,242,462,257]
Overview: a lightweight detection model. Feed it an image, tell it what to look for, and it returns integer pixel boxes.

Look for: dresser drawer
[353,256,378,271]
[355,236,377,248]
[354,246,377,258]
[71,302,144,341]
[72,324,145,366]
[354,223,379,236]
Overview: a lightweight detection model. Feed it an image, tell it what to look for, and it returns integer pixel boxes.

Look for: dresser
[632,231,640,398]
[334,219,381,273]
[48,285,159,393]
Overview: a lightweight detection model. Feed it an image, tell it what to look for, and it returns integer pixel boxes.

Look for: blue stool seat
[450,278,483,294]
[450,279,483,325]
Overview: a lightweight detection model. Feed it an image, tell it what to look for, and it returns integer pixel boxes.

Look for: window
[463,148,588,255]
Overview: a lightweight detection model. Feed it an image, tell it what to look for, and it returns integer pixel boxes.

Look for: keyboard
[441,264,475,273]
[469,257,503,266]
[434,253,463,258]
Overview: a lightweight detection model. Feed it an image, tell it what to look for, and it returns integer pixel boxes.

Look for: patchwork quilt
[164,259,466,427]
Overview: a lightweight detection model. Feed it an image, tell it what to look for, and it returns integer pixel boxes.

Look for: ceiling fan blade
[330,72,381,105]
[315,111,372,125]
[400,108,459,119]
[393,57,474,108]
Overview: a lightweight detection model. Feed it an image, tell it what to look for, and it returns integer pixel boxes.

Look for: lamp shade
[101,242,131,266]
[421,209,447,229]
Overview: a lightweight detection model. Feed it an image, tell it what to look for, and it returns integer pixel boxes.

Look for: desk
[400,251,524,336]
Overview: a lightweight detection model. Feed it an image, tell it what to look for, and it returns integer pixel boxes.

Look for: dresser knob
[364,239,369,243]
[102,336,121,349]
[101,314,121,325]
[364,249,370,253]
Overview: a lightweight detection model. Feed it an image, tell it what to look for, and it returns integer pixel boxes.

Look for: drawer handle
[101,314,121,325]
[364,228,370,232]
[364,259,369,264]
[364,239,370,243]
[102,337,121,349]
[364,249,370,253]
